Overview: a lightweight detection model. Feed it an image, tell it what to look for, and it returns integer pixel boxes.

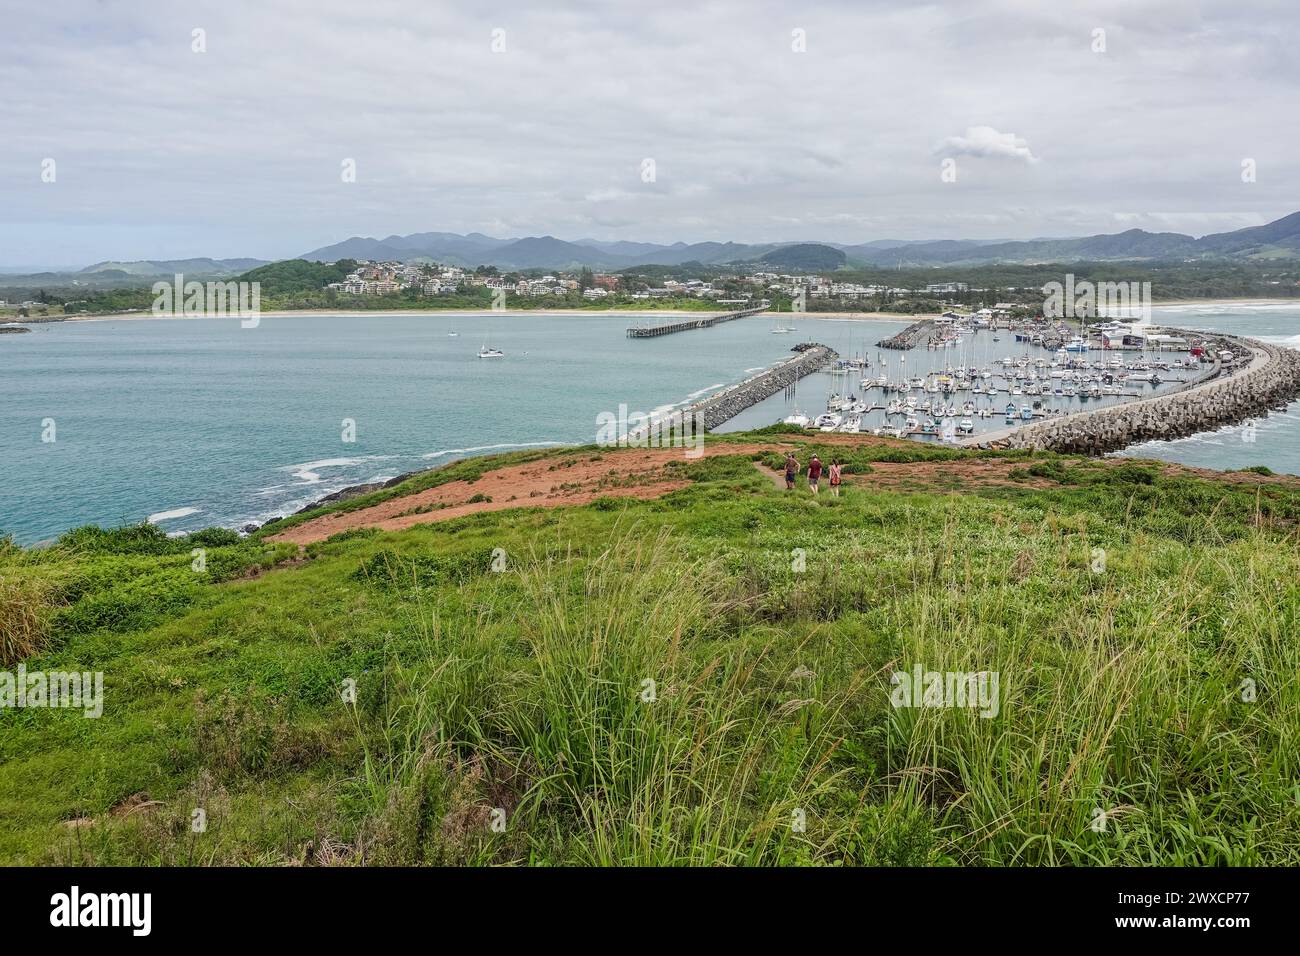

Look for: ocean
[1,303,1297,544]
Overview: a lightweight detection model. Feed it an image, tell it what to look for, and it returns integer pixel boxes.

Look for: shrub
[354,549,490,590]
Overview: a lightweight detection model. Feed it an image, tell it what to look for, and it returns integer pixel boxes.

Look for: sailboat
[782,365,810,427]
[770,306,796,334]
[477,333,503,358]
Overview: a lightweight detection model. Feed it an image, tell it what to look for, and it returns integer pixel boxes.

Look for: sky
[2,0,1297,268]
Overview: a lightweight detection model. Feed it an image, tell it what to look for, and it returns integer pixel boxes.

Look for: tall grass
[345,526,864,865]
[0,570,54,665]
[4,442,1300,865]
[0,539,59,665]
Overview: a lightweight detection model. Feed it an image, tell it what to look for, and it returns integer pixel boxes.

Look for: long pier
[626,302,770,338]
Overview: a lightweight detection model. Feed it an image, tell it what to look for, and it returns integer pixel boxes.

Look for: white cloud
[940,126,1040,165]
[0,0,1295,264]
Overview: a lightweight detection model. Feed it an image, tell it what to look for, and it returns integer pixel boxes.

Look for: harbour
[4,305,1300,545]
[716,311,1242,442]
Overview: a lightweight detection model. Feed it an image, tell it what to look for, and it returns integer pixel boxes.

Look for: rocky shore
[996,336,1300,455]
[249,469,428,532]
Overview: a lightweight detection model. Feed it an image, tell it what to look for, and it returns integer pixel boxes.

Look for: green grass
[1,436,1298,865]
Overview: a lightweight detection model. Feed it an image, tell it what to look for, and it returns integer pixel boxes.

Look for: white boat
[783,412,811,428]
[478,345,504,358]
[448,331,459,337]
[815,413,842,431]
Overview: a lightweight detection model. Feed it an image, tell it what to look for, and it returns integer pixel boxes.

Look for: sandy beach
[1153,297,1300,307]
[21,298,1300,324]
[38,307,924,323]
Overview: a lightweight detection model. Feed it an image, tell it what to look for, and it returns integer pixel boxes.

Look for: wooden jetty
[626,302,769,338]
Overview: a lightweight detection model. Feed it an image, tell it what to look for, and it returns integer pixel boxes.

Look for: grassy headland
[1,433,1298,865]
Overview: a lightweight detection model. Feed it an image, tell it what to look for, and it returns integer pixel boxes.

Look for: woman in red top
[828,459,843,496]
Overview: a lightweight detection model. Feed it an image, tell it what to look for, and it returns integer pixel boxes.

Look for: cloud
[940,126,1040,164]
[0,0,1296,264]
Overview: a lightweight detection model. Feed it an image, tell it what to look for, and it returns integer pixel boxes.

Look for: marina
[722,313,1232,443]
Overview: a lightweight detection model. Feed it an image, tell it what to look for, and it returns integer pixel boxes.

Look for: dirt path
[266,433,1297,546]
[267,442,799,545]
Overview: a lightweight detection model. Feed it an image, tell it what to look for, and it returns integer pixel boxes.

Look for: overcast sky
[2,0,1297,268]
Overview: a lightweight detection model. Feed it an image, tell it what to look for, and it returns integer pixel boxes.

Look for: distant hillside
[80,258,269,277]
[299,237,417,263]
[1198,210,1300,256]
[290,210,1300,271]
[757,243,847,271]
[485,236,611,270]
[238,259,357,296]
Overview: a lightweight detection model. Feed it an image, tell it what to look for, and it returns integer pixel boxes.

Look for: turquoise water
[0,312,899,543]
[2,304,1297,544]
[1116,303,1300,474]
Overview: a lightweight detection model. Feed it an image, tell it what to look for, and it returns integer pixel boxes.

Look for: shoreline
[18,296,1300,324]
[1154,298,1300,308]
[40,307,918,324]
[27,307,734,323]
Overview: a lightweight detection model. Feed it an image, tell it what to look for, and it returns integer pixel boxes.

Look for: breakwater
[990,337,1300,455]
[686,344,837,429]
[878,319,935,350]
[626,303,770,338]
[626,344,837,439]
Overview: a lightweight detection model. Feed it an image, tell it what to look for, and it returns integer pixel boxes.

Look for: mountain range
[296,211,1300,271]
[8,213,1300,284]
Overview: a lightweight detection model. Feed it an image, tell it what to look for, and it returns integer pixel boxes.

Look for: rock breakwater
[680,344,838,430]
[878,319,935,350]
[997,337,1300,455]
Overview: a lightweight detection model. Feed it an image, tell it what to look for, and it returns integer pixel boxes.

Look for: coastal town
[323,258,923,304]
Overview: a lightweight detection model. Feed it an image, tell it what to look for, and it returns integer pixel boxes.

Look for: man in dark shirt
[784,452,799,490]
[807,455,822,494]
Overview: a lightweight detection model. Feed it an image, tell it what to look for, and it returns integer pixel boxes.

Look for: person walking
[784,452,799,490]
[807,455,823,495]
[828,458,843,496]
